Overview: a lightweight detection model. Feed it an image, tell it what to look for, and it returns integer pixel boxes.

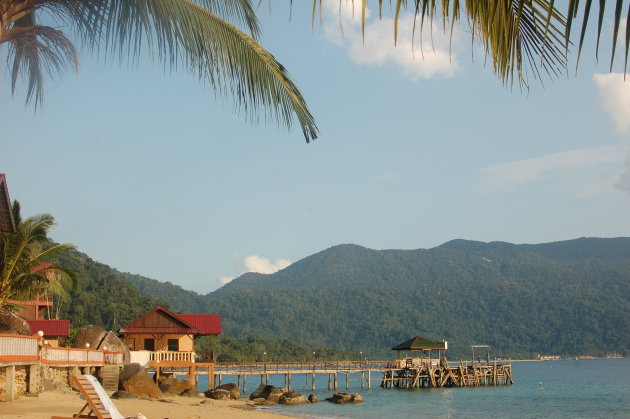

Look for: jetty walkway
[209,359,513,391]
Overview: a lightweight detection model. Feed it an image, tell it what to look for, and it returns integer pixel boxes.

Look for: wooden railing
[215,360,388,374]
[149,351,196,363]
[0,334,123,365]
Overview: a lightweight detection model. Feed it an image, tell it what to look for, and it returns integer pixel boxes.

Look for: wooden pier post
[368,370,371,389]
[345,373,349,390]
[237,375,241,389]
[218,374,222,386]
[311,372,316,390]
[334,373,338,390]
[243,375,247,392]
[328,373,332,390]
[287,373,291,390]
[361,371,365,390]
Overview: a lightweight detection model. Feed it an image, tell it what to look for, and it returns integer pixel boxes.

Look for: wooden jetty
[209,358,513,392]
[380,359,513,388]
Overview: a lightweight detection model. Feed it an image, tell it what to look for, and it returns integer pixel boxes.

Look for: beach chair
[51,375,125,419]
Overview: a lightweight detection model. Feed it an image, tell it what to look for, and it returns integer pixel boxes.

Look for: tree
[0,0,318,142]
[0,201,74,309]
[316,0,630,85]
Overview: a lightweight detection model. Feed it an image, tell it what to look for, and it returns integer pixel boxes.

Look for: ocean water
[197,359,630,418]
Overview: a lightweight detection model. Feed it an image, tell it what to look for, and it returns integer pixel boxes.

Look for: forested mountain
[44,247,166,331]
[127,237,630,360]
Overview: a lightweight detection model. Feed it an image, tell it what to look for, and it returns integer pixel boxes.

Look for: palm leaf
[316,0,567,86]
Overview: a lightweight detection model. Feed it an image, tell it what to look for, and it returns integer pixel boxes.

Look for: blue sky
[2,2,629,293]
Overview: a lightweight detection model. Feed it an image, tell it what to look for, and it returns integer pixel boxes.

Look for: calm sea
[195,359,630,418]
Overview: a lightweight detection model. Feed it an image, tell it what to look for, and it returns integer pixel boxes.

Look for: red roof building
[119,306,221,353]
[27,320,70,347]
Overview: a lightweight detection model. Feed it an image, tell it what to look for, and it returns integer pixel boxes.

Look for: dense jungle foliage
[128,238,630,360]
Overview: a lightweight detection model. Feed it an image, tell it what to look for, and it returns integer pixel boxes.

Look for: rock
[249,384,286,401]
[73,325,107,349]
[326,392,364,404]
[279,391,308,405]
[205,389,231,400]
[119,363,161,398]
[158,377,193,395]
[180,388,205,398]
[99,331,131,363]
[111,390,136,399]
[0,310,31,335]
[249,384,266,400]
[351,393,364,402]
[252,398,279,406]
[308,394,318,403]
[215,383,240,400]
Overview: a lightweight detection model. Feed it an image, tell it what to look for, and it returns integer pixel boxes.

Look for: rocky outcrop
[0,310,31,335]
[158,377,193,396]
[73,325,106,349]
[73,326,129,363]
[308,394,318,403]
[205,389,231,400]
[119,363,161,398]
[326,392,364,404]
[249,384,307,406]
[215,383,240,400]
[99,331,130,363]
[278,391,308,405]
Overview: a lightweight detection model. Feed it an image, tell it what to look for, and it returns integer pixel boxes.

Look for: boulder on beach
[215,383,240,400]
[205,389,231,400]
[0,310,31,335]
[308,394,318,403]
[279,391,308,405]
[119,363,161,398]
[249,384,290,405]
[111,390,137,399]
[158,376,194,395]
[326,392,364,404]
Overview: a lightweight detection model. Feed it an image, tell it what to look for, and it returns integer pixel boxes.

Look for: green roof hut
[392,335,448,368]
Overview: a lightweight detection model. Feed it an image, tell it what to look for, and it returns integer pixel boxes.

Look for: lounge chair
[51,375,125,419]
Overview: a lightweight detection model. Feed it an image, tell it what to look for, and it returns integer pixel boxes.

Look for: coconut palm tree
[316,0,630,84]
[0,0,318,142]
[0,201,74,309]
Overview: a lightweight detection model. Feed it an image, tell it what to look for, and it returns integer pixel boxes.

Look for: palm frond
[77,0,318,141]
[3,12,79,108]
[316,0,567,86]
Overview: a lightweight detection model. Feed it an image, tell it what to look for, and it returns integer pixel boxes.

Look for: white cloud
[216,255,292,286]
[477,145,628,198]
[243,255,291,274]
[321,0,457,79]
[592,73,630,193]
[593,73,630,135]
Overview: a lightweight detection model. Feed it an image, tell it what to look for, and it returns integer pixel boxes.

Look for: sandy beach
[0,391,298,419]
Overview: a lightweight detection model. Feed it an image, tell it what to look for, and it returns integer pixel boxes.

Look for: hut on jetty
[382,335,513,388]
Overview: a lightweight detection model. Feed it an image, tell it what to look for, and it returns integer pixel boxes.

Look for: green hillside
[127,237,630,360]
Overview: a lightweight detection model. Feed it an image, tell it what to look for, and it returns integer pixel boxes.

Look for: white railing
[0,334,123,365]
[0,334,38,361]
[149,351,196,363]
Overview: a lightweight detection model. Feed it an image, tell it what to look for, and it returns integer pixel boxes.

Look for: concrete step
[100,365,120,393]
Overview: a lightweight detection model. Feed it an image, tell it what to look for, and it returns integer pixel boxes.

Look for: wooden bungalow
[392,335,448,368]
[119,306,221,360]
[0,173,16,234]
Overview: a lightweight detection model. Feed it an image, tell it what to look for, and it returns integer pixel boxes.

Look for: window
[167,339,179,352]
[144,338,155,351]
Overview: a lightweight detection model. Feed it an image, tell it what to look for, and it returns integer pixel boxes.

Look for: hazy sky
[2,2,629,293]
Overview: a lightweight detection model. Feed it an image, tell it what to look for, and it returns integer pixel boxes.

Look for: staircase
[100,365,120,393]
